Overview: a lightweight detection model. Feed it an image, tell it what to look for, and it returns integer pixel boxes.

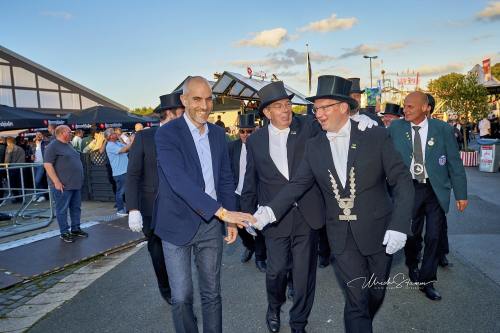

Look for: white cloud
[338,44,379,59]
[40,11,73,20]
[415,63,464,77]
[385,41,411,50]
[476,1,500,21]
[299,13,358,33]
[236,28,289,48]
[230,48,335,70]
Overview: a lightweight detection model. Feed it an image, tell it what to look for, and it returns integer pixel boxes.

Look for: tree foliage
[428,72,489,150]
[428,73,489,123]
[492,62,500,81]
[131,106,154,116]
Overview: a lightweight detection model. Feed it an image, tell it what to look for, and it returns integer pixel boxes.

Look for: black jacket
[126,127,159,218]
[228,139,243,188]
[269,120,414,255]
[241,115,325,238]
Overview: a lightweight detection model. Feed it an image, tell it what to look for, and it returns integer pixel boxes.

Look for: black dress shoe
[266,308,280,332]
[241,248,254,263]
[318,255,330,268]
[438,256,452,267]
[256,260,267,273]
[408,267,419,283]
[420,283,442,301]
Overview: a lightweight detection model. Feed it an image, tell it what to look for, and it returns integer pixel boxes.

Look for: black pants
[143,216,170,294]
[318,226,331,260]
[333,226,392,333]
[265,229,318,330]
[238,227,267,261]
[414,215,449,261]
[405,181,446,282]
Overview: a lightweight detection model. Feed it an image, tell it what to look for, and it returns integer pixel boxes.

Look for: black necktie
[412,126,425,182]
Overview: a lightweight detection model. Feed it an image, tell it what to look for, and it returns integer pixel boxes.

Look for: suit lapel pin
[405,132,411,140]
[290,131,297,135]
[428,138,435,146]
[351,143,357,149]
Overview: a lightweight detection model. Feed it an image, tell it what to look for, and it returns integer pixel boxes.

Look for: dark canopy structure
[211,71,312,106]
[66,106,153,130]
[0,104,65,130]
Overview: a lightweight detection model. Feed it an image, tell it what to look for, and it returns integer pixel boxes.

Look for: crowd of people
[0,74,473,332]
[117,75,467,333]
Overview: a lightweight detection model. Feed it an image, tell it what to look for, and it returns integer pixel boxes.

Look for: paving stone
[26,290,78,305]
[0,315,42,332]
[6,301,64,318]
[8,295,23,301]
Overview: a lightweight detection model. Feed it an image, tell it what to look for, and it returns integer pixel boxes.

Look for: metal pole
[369,58,373,88]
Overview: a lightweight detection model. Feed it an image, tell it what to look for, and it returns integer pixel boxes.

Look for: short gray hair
[104,128,115,139]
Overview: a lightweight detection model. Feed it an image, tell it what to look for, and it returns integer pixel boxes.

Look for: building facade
[0,45,127,115]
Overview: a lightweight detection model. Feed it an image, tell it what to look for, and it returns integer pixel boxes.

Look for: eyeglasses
[312,101,343,115]
[268,101,293,111]
[239,129,254,134]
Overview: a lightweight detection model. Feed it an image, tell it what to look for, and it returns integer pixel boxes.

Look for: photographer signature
[347,273,435,289]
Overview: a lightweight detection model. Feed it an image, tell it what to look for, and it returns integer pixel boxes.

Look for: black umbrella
[0,104,64,130]
[66,106,147,130]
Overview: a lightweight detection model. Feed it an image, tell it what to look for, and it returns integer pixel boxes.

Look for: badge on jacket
[439,155,446,166]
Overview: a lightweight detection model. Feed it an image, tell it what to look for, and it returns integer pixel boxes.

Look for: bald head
[183,76,211,95]
[404,91,429,124]
[180,76,213,130]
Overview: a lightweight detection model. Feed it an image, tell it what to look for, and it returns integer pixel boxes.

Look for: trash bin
[478,138,500,172]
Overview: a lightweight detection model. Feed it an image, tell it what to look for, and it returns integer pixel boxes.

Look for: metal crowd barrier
[0,163,54,237]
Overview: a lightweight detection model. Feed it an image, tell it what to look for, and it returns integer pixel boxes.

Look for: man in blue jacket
[153,76,254,333]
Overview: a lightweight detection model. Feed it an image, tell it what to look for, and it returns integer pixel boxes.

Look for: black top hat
[382,103,402,116]
[157,92,183,113]
[348,78,365,94]
[238,114,256,128]
[426,93,436,114]
[307,75,359,110]
[257,81,294,111]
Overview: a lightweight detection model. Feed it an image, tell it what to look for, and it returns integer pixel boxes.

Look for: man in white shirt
[71,129,84,152]
[478,117,491,138]
[240,80,379,333]
[241,75,413,333]
[388,92,467,301]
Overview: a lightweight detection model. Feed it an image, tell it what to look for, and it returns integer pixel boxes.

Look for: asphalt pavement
[28,168,500,332]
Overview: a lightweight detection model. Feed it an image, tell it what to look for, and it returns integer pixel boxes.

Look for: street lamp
[363,55,378,88]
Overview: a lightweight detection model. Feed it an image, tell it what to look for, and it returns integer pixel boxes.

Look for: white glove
[128,210,143,232]
[382,230,407,255]
[351,113,378,131]
[252,206,276,230]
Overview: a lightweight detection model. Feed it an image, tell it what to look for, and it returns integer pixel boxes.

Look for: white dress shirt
[268,123,290,180]
[235,142,247,195]
[410,117,429,179]
[183,113,217,200]
[326,120,351,187]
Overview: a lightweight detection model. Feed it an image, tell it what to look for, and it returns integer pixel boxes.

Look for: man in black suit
[243,76,414,333]
[125,92,185,304]
[348,77,384,127]
[240,81,325,333]
[228,114,267,272]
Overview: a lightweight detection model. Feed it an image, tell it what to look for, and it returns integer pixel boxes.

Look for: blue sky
[1,0,499,108]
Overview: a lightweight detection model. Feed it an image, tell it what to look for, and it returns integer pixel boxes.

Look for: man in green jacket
[388,91,467,301]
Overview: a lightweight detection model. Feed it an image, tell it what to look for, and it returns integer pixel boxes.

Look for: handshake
[215,206,276,234]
